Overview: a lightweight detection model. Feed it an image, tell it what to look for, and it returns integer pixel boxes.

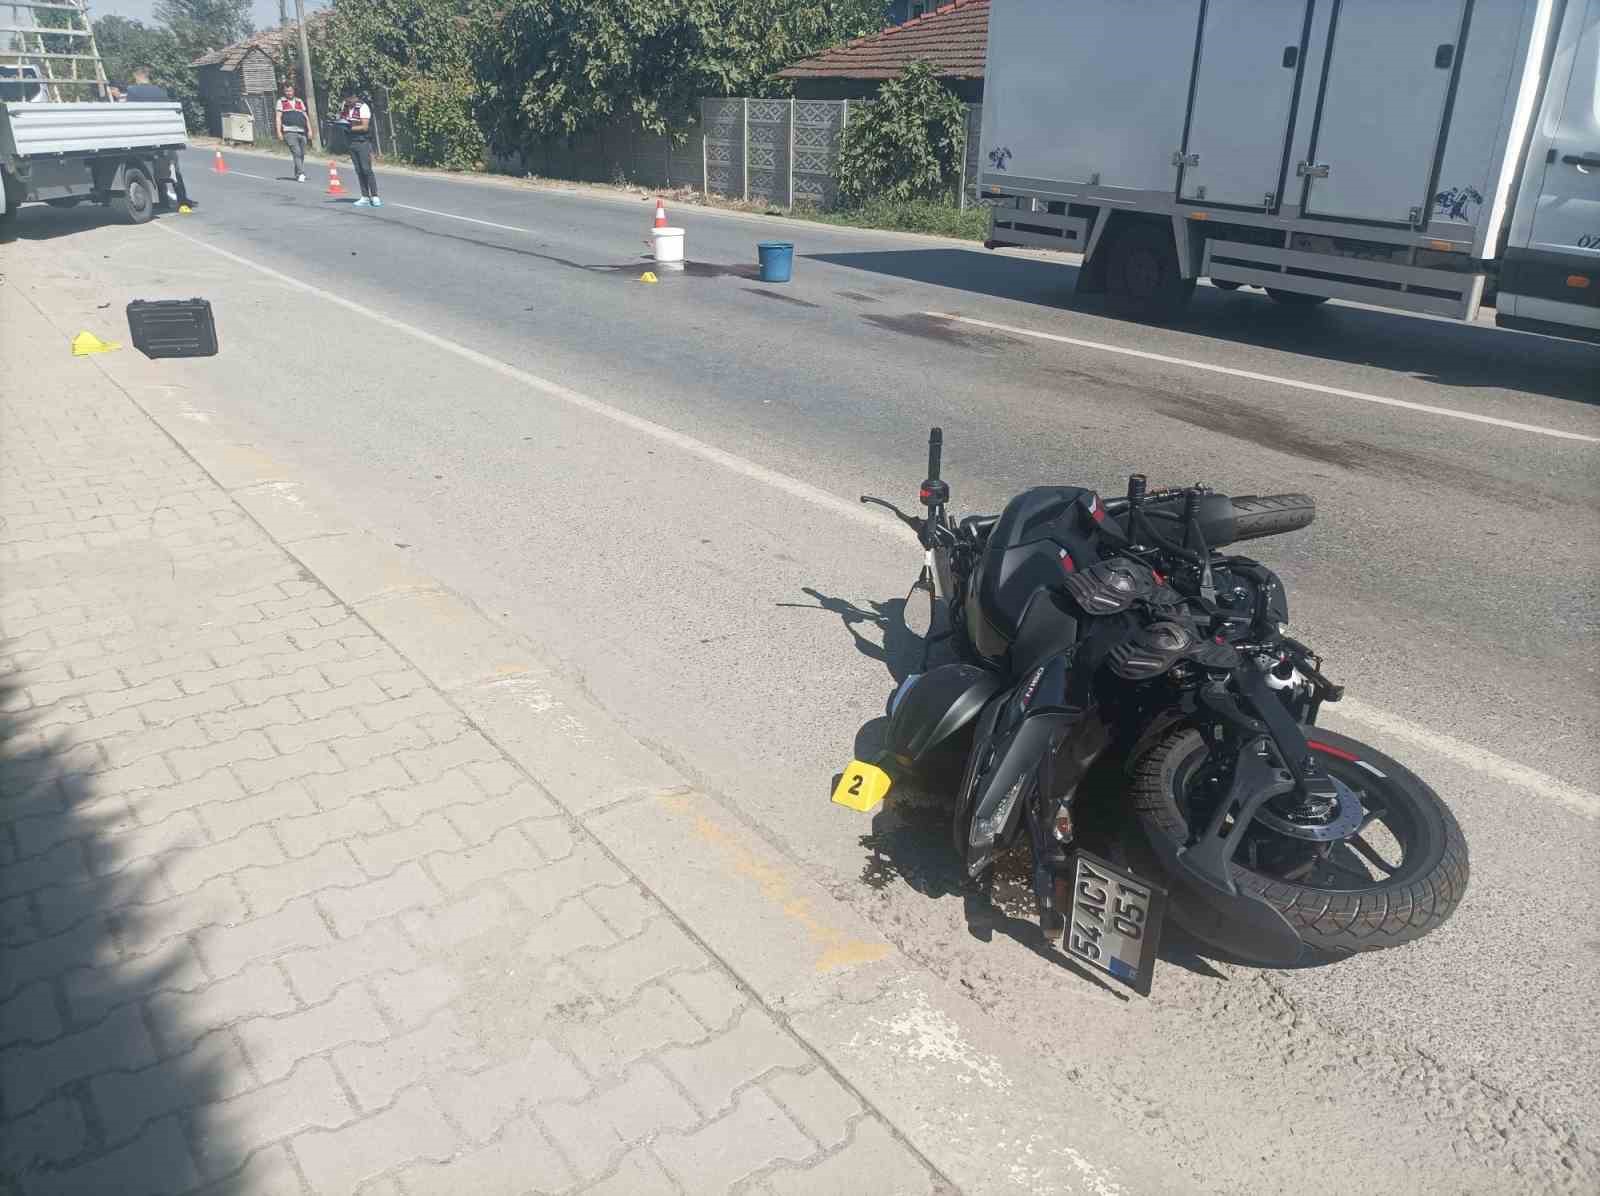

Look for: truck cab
[1498,0,1600,341]
[0,66,47,104]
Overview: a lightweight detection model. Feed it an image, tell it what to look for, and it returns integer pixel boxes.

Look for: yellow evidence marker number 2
[831,760,892,813]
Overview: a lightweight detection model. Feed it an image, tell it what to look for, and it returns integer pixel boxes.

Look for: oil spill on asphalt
[680,260,760,280]
[836,290,883,304]
[391,223,762,286]
[1154,390,1585,512]
[862,312,1022,351]
[294,214,776,291]
[745,288,821,310]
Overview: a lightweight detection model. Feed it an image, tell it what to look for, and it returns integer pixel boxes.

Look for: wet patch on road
[745,288,821,309]
[681,260,760,280]
[862,312,1022,350]
[1153,390,1585,512]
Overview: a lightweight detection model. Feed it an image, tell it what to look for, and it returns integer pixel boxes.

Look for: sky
[77,0,328,38]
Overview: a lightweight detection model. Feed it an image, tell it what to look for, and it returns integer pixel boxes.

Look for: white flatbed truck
[978,0,1600,342]
[1,101,188,232]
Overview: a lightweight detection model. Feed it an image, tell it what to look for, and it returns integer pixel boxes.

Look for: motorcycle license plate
[831,759,892,812]
[1065,851,1167,997]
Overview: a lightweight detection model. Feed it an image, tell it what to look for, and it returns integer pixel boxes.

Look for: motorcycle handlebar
[1223,493,1316,542]
[927,427,943,484]
[1115,490,1317,548]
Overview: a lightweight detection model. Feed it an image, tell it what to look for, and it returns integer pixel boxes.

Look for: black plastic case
[126,298,219,358]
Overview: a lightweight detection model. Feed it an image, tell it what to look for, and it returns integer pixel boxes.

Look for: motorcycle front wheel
[1130,726,1469,956]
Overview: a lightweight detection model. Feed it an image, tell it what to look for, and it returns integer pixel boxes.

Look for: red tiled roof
[779,0,988,81]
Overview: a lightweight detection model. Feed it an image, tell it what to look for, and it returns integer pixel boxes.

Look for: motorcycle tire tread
[1130,726,1469,955]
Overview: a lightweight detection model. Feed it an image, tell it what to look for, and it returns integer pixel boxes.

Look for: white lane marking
[222,169,284,182]
[222,168,553,233]
[155,224,907,543]
[154,225,1597,810]
[384,201,534,236]
[925,312,1600,445]
[224,170,636,240]
[1334,698,1600,820]
[207,146,961,245]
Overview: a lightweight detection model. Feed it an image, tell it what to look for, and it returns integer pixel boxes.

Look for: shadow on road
[807,247,1600,407]
[0,677,240,1190]
[2,205,129,242]
[0,204,205,244]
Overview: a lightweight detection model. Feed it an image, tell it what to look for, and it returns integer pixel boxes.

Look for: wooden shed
[192,35,283,141]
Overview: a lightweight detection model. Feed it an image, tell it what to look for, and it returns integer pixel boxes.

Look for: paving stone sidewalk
[0,296,941,1193]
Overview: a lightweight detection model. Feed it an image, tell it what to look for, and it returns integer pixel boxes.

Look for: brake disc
[1253,775,1365,842]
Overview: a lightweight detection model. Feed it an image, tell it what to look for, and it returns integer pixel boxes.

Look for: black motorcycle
[833,429,1468,992]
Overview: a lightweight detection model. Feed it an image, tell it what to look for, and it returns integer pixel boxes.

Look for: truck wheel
[1105,224,1195,320]
[113,166,157,225]
[1,175,22,235]
[1211,279,1243,291]
[1265,288,1328,306]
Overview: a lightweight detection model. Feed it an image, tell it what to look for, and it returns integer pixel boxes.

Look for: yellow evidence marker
[831,759,892,813]
[71,332,121,356]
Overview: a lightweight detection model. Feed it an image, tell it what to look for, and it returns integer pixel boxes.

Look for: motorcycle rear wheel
[1131,726,1469,956]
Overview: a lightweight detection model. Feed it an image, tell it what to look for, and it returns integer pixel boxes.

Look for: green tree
[153,0,252,58]
[93,14,205,129]
[309,0,485,169]
[470,0,884,158]
[836,60,965,205]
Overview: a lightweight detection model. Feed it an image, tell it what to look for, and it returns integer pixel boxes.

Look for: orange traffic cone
[653,198,668,229]
[211,149,228,174]
[326,164,346,196]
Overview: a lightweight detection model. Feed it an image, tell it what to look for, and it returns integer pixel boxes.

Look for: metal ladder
[1,0,109,102]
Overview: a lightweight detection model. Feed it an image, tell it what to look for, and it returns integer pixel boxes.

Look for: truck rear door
[1499,0,1600,338]
[1179,0,1314,209]
[1300,0,1470,224]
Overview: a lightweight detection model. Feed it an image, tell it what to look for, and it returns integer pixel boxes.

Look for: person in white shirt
[275,83,311,181]
[338,88,381,207]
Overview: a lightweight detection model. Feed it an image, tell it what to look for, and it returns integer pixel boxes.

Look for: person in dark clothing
[337,88,381,207]
[126,67,196,209]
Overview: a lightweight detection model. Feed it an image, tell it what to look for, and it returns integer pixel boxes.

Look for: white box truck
[978,0,1600,342]
[2,101,188,231]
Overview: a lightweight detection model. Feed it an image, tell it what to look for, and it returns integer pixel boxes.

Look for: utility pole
[279,0,288,28]
[293,0,319,150]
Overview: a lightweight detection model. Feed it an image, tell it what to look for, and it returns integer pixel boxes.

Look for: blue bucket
[757,241,794,283]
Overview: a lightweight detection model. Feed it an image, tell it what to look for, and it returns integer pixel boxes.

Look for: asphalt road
[8,146,1599,1193]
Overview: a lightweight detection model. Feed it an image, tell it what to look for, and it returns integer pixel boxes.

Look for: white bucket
[651,227,685,268]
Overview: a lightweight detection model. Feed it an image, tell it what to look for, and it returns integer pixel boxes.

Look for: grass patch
[785,197,988,241]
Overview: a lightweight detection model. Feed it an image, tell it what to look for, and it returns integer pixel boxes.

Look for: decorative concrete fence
[514,98,984,211]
